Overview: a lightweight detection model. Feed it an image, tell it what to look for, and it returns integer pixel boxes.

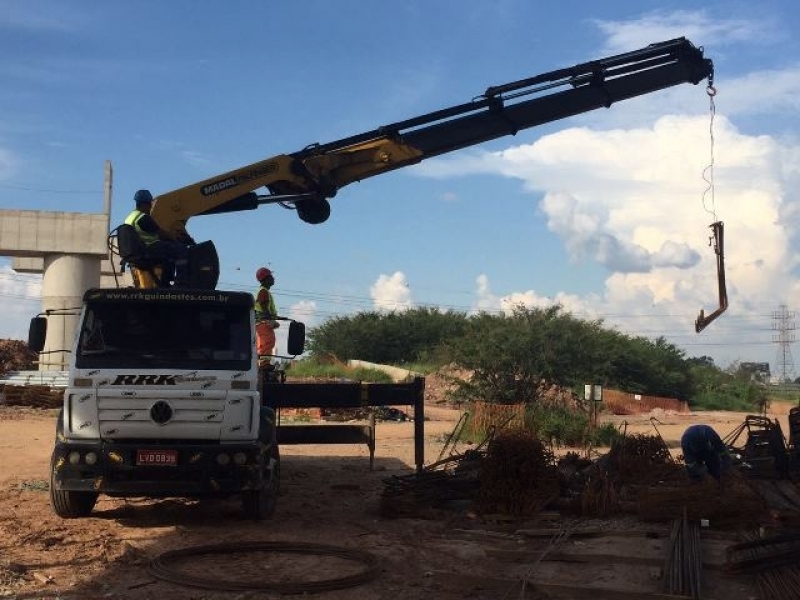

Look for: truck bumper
[50,440,268,497]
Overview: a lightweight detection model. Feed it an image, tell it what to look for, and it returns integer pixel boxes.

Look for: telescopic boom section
[151,37,713,236]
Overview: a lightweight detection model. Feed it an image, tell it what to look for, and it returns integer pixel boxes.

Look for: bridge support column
[40,255,101,370]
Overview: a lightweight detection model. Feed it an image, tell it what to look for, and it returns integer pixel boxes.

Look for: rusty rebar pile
[603,433,677,485]
[573,433,680,517]
[477,430,559,516]
[662,513,702,599]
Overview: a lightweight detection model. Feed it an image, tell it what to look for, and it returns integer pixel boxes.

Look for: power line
[0,267,793,351]
[0,182,102,195]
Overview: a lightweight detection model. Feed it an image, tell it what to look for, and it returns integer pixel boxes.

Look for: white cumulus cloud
[428,104,798,365]
[593,10,774,55]
[0,264,42,339]
[371,272,413,312]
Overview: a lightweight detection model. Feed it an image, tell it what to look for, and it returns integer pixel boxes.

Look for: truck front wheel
[242,445,280,520]
[49,459,98,518]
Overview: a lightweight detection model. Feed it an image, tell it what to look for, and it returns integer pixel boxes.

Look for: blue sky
[2,1,800,374]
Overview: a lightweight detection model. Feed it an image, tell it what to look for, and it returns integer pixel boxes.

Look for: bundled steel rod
[662,511,702,598]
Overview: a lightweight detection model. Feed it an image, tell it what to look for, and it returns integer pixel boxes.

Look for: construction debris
[380,420,791,531]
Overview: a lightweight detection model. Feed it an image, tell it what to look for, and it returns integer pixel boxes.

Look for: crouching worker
[681,424,732,482]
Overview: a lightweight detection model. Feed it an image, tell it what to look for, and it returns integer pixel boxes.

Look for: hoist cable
[701,86,718,221]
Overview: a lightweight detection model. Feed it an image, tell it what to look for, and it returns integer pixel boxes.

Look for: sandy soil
[0,403,787,599]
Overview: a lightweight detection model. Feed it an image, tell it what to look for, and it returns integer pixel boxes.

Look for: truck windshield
[75,301,252,371]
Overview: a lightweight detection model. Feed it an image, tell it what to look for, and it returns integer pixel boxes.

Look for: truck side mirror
[28,317,47,353]
[287,321,305,356]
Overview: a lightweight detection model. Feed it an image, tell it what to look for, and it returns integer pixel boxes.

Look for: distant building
[741,362,771,383]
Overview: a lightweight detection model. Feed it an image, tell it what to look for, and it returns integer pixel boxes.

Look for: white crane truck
[28,38,714,520]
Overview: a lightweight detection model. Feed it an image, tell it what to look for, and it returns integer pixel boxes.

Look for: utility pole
[772,304,796,383]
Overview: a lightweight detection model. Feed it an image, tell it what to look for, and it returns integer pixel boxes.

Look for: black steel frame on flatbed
[262,376,426,472]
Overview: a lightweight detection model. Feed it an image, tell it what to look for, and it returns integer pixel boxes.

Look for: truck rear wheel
[49,458,98,518]
[242,445,280,520]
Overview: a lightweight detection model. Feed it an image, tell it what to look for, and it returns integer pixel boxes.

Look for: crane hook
[695,221,728,333]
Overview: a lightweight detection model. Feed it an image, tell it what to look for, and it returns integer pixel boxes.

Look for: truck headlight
[233,452,247,465]
[68,451,81,465]
[84,452,98,466]
[216,453,231,466]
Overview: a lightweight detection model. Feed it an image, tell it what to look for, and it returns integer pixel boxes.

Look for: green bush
[689,391,756,412]
[588,422,622,447]
[348,367,394,383]
[458,403,618,448]
[524,405,589,446]
[308,307,468,364]
[286,359,393,383]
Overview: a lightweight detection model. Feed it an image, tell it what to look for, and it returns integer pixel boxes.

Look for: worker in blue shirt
[681,424,731,482]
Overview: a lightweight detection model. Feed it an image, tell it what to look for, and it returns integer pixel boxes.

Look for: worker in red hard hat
[254,267,279,367]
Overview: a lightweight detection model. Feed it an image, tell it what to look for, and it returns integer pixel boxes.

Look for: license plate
[136,449,178,466]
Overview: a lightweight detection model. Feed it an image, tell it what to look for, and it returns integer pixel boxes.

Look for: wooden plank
[515,528,669,539]
[431,572,694,600]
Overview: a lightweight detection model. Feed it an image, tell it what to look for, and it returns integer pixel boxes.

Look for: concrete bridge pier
[39,254,101,370]
[0,161,129,371]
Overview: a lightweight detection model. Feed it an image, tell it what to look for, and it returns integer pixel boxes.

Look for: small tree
[441,306,608,406]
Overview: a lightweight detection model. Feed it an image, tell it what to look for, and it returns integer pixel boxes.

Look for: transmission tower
[772,304,796,383]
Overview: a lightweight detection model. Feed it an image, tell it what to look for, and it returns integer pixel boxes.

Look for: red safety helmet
[256,267,273,282]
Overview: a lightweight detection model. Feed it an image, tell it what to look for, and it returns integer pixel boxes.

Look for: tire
[49,456,98,518]
[241,444,280,520]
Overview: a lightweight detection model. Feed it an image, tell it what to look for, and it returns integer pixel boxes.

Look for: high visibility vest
[124,210,159,247]
[254,285,277,323]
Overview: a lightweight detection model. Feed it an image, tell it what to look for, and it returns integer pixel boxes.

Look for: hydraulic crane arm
[150,37,713,238]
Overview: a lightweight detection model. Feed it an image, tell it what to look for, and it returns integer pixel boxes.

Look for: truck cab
[30,287,303,520]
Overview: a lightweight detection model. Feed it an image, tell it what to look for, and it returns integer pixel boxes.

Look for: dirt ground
[0,403,792,600]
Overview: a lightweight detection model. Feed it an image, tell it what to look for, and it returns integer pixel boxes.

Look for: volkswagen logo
[150,400,173,425]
